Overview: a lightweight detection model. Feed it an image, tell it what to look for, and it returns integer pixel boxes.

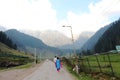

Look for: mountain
[95,18,120,53]
[38,30,72,47]
[21,30,94,50]
[5,29,61,58]
[81,24,112,54]
[74,32,94,49]
[0,25,6,31]
[21,30,71,47]
[58,31,94,49]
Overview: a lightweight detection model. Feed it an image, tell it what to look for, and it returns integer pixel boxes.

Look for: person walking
[53,56,57,67]
[56,57,61,72]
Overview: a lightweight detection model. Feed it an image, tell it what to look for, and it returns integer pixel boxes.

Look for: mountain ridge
[95,19,120,53]
[80,24,111,53]
[21,30,94,49]
[20,30,72,47]
[5,29,61,58]
[58,31,94,49]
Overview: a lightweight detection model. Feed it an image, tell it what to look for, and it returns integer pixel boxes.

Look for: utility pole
[34,48,37,64]
[62,25,76,57]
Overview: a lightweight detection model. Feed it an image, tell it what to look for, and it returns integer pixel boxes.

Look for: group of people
[53,56,62,72]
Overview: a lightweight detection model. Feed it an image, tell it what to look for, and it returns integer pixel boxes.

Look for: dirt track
[0,60,75,80]
[0,63,40,80]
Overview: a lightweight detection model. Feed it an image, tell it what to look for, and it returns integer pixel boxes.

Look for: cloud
[89,0,120,18]
[0,0,57,30]
[0,0,120,38]
[58,0,120,37]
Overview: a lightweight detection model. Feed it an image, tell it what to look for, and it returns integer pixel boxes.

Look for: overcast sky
[0,0,120,37]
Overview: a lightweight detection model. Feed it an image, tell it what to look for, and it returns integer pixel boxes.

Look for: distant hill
[95,18,120,53]
[21,30,71,47]
[5,29,61,58]
[58,31,94,49]
[21,30,94,50]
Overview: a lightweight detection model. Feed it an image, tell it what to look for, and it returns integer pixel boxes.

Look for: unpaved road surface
[0,60,75,80]
[0,63,40,80]
[23,60,75,80]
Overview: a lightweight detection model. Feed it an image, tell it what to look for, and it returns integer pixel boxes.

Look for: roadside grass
[0,42,32,57]
[65,65,93,80]
[0,63,33,72]
[62,57,94,80]
[14,63,33,69]
[63,53,120,80]
[81,53,120,79]
[0,42,34,71]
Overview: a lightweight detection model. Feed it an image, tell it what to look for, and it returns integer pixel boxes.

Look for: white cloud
[58,0,120,38]
[0,0,120,38]
[89,0,120,18]
[0,0,57,30]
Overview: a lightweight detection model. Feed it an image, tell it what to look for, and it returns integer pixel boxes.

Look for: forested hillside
[95,18,120,53]
[0,31,17,49]
[0,31,34,68]
[80,24,111,55]
[5,29,61,57]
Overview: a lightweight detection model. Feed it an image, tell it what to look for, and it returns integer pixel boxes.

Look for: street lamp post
[62,25,79,73]
[62,25,76,57]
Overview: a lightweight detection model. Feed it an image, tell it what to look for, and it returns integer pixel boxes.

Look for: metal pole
[62,25,76,56]
[35,48,36,64]
[70,26,76,56]
[40,52,41,61]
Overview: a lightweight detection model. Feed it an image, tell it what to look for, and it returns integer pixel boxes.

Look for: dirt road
[23,59,75,80]
[0,60,75,80]
[0,63,40,80]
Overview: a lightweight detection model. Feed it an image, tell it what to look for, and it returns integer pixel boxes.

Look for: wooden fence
[77,53,120,79]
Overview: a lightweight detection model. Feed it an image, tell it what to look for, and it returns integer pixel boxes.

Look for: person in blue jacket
[56,57,61,72]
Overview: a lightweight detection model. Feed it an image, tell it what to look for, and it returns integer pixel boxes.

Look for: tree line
[0,31,17,50]
[95,18,120,53]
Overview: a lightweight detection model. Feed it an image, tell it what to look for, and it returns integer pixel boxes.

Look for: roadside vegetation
[62,52,120,80]
[62,57,94,80]
[82,53,120,79]
[0,42,34,70]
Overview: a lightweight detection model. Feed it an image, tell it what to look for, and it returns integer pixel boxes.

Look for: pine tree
[0,31,17,49]
[95,18,120,53]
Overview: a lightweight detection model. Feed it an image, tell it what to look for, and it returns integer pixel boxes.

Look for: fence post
[106,53,114,76]
[95,54,102,72]
[79,58,84,72]
[87,58,91,72]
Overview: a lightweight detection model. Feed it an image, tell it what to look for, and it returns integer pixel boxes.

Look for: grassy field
[62,53,120,80]
[0,42,32,57]
[0,42,34,69]
[80,53,120,79]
